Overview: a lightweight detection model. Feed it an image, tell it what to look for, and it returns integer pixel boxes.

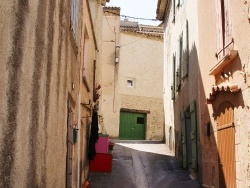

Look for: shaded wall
[0,0,99,187]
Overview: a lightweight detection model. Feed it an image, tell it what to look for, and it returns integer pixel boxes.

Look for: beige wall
[118,32,164,140]
[162,0,200,159]
[198,1,250,187]
[162,0,250,186]
[100,8,121,136]
[0,0,104,187]
[101,9,164,140]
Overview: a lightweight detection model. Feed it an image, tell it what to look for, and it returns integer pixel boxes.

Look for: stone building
[0,0,108,187]
[100,7,164,140]
[157,0,250,187]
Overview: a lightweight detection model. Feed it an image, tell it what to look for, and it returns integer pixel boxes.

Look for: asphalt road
[88,141,201,188]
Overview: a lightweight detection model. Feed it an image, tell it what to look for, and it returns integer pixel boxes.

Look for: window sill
[209,50,238,76]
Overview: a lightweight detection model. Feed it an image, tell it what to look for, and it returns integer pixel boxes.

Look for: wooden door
[66,101,74,188]
[119,112,146,140]
[190,101,198,170]
[217,101,236,188]
[181,112,187,169]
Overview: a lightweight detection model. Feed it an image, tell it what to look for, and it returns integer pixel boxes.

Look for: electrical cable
[104,10,159,22]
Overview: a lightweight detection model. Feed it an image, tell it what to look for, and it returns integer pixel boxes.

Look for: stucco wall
[99,9,121,136]
[0,0,101,187]
[197,0,250,187]
[162,0,250,186]
[162,0,200,164]
[101,10,164,140]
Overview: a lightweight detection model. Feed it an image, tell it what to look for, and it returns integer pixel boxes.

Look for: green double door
[119,112,146,140]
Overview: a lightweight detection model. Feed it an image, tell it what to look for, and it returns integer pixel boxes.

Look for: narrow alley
[89,142,201,188]
[1,0,250,187]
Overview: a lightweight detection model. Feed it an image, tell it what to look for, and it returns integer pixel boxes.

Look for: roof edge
[156,0,169,21]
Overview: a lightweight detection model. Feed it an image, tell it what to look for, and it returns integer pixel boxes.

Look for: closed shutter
[181,19,189,78]
[224,0,232,55]
[171,54,176,100]
[176,37,182,91]
[181,112,187,169]
[172,0,175,23]
[190,100,198,169]
[175,0,180,7]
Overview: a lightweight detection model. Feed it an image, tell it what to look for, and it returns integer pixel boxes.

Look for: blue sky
[106,0,161,26]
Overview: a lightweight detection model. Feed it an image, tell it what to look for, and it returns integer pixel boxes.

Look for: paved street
[89,141,201,188]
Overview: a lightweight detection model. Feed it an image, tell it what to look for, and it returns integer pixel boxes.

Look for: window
[181,19,189,78]
[176,36,182,91]
[137,117,145,124]
[175,0,180,8]
[127,79,134,87]
[172,0,175,23]
[171,54,176,100]
[216,0,232,59]
[70,0,79,42]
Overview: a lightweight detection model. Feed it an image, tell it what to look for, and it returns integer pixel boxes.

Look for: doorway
[119,112,146,140]
[217,101,236,188]
[66,99,74,188]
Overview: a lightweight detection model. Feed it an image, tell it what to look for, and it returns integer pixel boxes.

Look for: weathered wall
[117,32,164,140]
[0,0,101,187]
[121,95,164,140]
[162,0,201,171]
[101,9,164,140]
[0,1,71,187]
[198,0,250,187]
[162,0,250,186]
[100,8,121,136]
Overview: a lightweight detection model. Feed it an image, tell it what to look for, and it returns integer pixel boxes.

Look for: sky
[106,0,161,26]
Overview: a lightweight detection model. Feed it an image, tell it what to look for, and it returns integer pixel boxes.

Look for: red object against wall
[89,153,113,173]
[95,136,109,153]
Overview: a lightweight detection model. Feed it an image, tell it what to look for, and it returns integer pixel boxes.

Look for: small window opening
[127,80,133,87]
[137,117,144,124]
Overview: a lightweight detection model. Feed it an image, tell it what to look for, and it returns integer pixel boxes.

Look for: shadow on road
[89,143,201,188]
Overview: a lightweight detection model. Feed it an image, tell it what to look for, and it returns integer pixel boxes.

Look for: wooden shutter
[172,0,175,23]
[175,0,180,8]
[171,54,176,100]
[190,100,198,169]
[176,37,182,91]
[181,20,189,78]
[224,0,232,55]
[181,112,187,169]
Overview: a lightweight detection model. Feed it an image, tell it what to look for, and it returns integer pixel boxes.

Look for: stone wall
[121,95,164,140]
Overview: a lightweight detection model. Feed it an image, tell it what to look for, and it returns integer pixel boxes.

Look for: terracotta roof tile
[206,83,241,104]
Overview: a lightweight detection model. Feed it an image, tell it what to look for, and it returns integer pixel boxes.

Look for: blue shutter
[190,100,198,169]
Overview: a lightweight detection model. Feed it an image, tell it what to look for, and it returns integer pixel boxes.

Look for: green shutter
[176,68,181,91]
[176,37,182,91]
[190,100,198,169]
[181,19,189,78]
[181,112,187,169]
[172,0,175,23]
[175,0,180,7]
[171,54,176,100]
